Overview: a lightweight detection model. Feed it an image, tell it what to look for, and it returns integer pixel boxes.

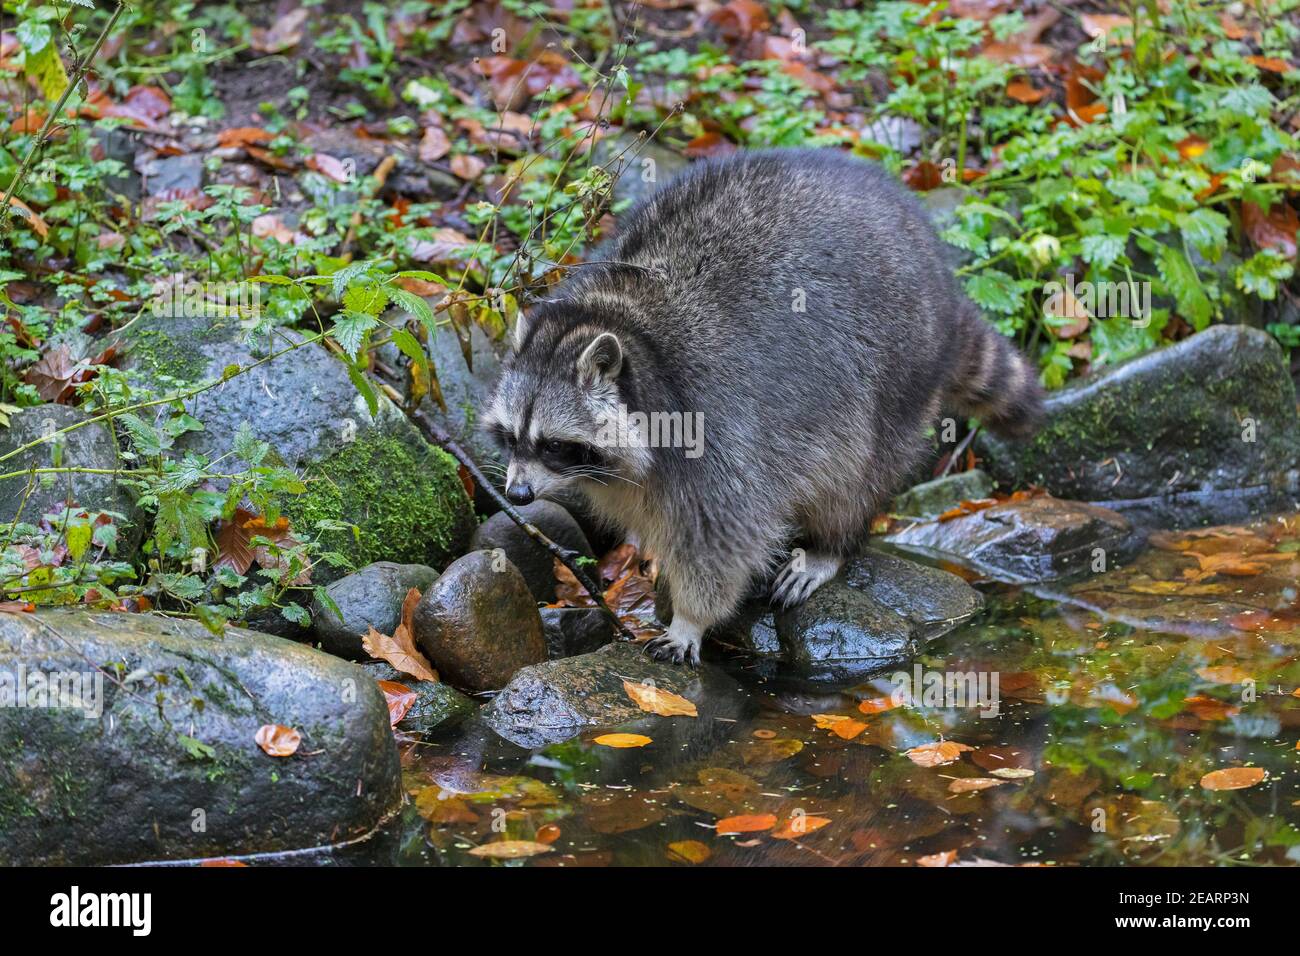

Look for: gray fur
[482,148,1043,664]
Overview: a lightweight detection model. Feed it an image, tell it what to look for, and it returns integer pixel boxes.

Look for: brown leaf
[811,713,868,740]
[363,588,438,682]
[593,732,652,748]
[1080,14,1133,44]
[906,741,974,767]
[6,196,49,239]
[1006,80,1049,104]
[255,723,301,757]
[682,132,738,159]
[981,41,1055,68]
[25,345,83,403]
[622,679,698,717]
[217,126,274,149]
[378,679,417,726]
[306,153,352,184]
[948,777,1007,793]
[450,153,486,180]
[418,125,451,163]
[250,8,308,54]
[1242,200,1298,258]
[666,839,712,864]
[917,850,959,867]
[212,509,257,576]
[467,840,554,859]
[1247,55,1293,74]
[771,814,831,839]
[1199,767,1267,791]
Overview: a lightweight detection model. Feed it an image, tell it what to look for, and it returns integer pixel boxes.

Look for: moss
[286,431,473,572]
[124,315,238,384]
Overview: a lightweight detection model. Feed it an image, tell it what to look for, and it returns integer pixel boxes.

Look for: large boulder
[411,550,546,692]
[0,609,400,865]
[0,405,141,545]
[469,500,593,603]
[481,640,743,748]
[122,314,475,580]
[886,495,1141,584]
[977,326,1300,524]
[765,548,984,682]
[311,561,439,659]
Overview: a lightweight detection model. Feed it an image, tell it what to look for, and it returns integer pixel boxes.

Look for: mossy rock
[122,315,475,580]
[0,608,400,864]
[977,325,1300,515]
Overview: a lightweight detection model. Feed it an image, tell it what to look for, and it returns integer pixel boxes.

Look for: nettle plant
[824,0,1299,384]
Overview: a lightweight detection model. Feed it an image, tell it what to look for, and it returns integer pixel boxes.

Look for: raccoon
[482,148,1043,665]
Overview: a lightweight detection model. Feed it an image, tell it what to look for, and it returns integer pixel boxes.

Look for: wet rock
[886,495,1141,584]
[361,662,477,732]
[0,609,399,865]
[539,606,615,659]
[977,326,1300,524]
[770,549,984,681]
[0,405,141,547]
[121,314,475,581]
[892,469,994,518]
[470,500,594,603]
[411,550,546,692]
[481,641,743,748]
[311,562,440,659]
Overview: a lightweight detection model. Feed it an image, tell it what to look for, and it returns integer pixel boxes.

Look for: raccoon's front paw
[771,552,842,608]
[645,627,702,667]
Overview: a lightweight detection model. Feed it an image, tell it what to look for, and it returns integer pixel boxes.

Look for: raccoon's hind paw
[645,626,702,667]
[771,552,842,608]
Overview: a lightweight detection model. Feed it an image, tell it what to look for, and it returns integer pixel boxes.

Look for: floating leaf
[1199,767,1267,791]
[716,813,777,834]
[378,679,417,726]
[622,679,697,717]
[467,840,554,859]
[666,840,712,864]
[593,733,652,748]
[906,741,974,767]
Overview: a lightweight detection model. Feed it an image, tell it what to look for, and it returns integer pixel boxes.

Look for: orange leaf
[593,733,652,748]
[377,679,417,726]
[1195,664,1252,684]
[771,814,831,839]
[1241,201,1298,258]
[1199,767,1267,791]
[467,840,554,859]
[981,41,1054,68]
[1006,80,1048,104]
[217,126,274,149]
[716,813,777,834]
[1080,14,1133,44]
[255,723,301,757]
[858,696,899,715]
[948,777,1007,793]
[622,679,698,717]
[1247,55,1293,74]
[917,850,959,867]
[6,196,49,238]
[682,132,738,159]
[906,741,974,767]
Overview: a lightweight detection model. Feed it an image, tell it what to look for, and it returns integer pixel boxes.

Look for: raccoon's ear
[576,332,623,384]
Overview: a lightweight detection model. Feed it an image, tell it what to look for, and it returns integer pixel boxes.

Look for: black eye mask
[538,438,605,472]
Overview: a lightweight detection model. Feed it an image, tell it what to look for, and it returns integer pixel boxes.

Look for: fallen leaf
[593,733,652,748]
[682,132,738,159]
[948,777,1007,793]
[622,679,697,717]
[716,813,777,834]
[24,345,84,402]
[467,840,554,859]
[771,814,831,839]
[981,41,1055,68]
[255,723,301,757]
[666,839,712,863]
[1247,55,1293,74]
[378,679,417,726]
[858,696,899,715]
[250,8,309,54]
[1080,14,1133,44]
[217,126,274,149]
[362,588,439,682]
[419,125,451,163]
[1195,664,1252,684]
[1241,200,1298,258]
[306,153,352,184]
[1006,80,1049,104]
[6,196,49,238]
[1199,767,1267,791]
[989,767,1036,779]
[450,153,486,180]
[906,741,974,767]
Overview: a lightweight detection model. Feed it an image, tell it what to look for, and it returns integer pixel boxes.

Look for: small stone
[470,501,594,603]
[360,661,477,732]
[539,606,615,659]
[411,550,546,692]
[312,562,439,659]
[893,470,995,518]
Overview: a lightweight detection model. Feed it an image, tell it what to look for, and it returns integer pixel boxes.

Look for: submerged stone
[886,494,1140,584]
[0,609,400,865]
[481,641,744,748]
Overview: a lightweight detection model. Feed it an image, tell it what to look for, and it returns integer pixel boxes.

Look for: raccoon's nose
[505,482,534,506]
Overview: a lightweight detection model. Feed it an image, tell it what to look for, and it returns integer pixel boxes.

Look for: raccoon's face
[483,330,647,505]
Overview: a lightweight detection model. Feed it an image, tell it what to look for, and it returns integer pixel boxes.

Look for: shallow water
[340,514,1300,867]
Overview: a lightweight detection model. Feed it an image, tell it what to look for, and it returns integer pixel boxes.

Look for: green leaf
[387,287,436,332]
[331,311,378,359]
[344,358,379,418]
[1156,245,1212,330]
[1177,208,1229,262]
[965,270,1024,315]
[1080,234,1126,270]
